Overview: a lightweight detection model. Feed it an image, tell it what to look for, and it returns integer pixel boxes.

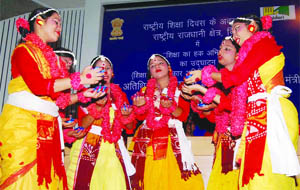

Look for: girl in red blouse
[0,8,103,189]
[185,15,299,190]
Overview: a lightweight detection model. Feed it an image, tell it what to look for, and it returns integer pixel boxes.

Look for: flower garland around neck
[24,33,69,79]
[87,83,135,143]
[222,31,273,137]
[135,75,178,130]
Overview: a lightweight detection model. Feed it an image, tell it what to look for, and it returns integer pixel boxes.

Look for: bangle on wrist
[56,93,71,109]
[202,65,218,87]
[77,91,91,103]
[203,87,219,104]
[70,72,84,90]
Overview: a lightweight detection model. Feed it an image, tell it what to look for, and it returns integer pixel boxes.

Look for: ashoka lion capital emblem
[110,18,124,40]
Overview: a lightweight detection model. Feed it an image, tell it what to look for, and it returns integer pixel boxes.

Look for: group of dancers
[0,7,299,190]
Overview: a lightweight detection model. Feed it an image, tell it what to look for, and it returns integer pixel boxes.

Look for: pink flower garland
[87,103,101,119]
[119,110,136,125]
[159,99,177,115]
[132,102,150,115]
[137,75,178,130]
[24,33,69,79]
[86,83,135,143]
[16,18,30,33]
[214,108,230,134]
[201,65,218,87]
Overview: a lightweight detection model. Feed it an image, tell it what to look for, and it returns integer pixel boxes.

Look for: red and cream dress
[221,31,300,190]
[131,76,204,190]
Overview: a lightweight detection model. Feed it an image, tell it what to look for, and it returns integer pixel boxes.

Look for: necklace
[87,84,134,143]
[144,75,178,130]
[24,33,69,79]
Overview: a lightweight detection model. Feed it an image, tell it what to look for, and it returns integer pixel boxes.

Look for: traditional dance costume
[0,33,67,189]
[191,87,241,190]
[67,83,135,190]
[131,76,204,190]
[221,31,300,189]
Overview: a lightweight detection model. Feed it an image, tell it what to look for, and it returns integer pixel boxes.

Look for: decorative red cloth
[73,130,131,190]
[131,126,200,190]
[36,118,67,189]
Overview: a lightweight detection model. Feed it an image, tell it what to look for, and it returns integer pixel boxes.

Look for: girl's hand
[133,95,146,107]
[191,96,217,111]
[67,129,87,139]
[181,84,201,95]
[121,104,133,116]
[62,117,77,129]
[160,98,172,108]
[83,88,106,99]
[184,70,202,84]
[81,66,104,85]
[180,92,192,100]
[97,96,108,107]
[197,102,217,111]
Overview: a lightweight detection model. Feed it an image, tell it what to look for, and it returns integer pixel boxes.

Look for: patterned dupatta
[73,115,131,190]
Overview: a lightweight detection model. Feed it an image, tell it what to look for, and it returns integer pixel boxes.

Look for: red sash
[37,119,67,189]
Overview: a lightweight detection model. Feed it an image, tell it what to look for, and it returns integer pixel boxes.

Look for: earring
[168,66,172,73]
[248,24,255,33]
[111,73,114,77]
[36,18,44,26]
[168,66,173,77]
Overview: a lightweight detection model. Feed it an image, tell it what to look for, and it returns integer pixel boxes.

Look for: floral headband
[29,8,59,21]
[229,17,253,25]
[147,54,170,70]
[90,55,113,68]
[54,50,77,65]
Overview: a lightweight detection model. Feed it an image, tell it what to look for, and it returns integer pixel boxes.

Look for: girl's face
[38,13,61,43]
[231,22,253,46]
[61,56,73,70]
[95,60,113,84]
[149,56,169,80]
[218,39,237,69]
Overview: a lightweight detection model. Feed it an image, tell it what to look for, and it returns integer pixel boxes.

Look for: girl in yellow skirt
[185,15,300,190]
[131,54,204,190]
[182,37,242,190]
[67,55,136,190]
[0,8,103,190]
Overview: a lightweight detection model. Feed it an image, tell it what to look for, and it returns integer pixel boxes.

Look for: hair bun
[261,15,272,30]
[16,18,30,38]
